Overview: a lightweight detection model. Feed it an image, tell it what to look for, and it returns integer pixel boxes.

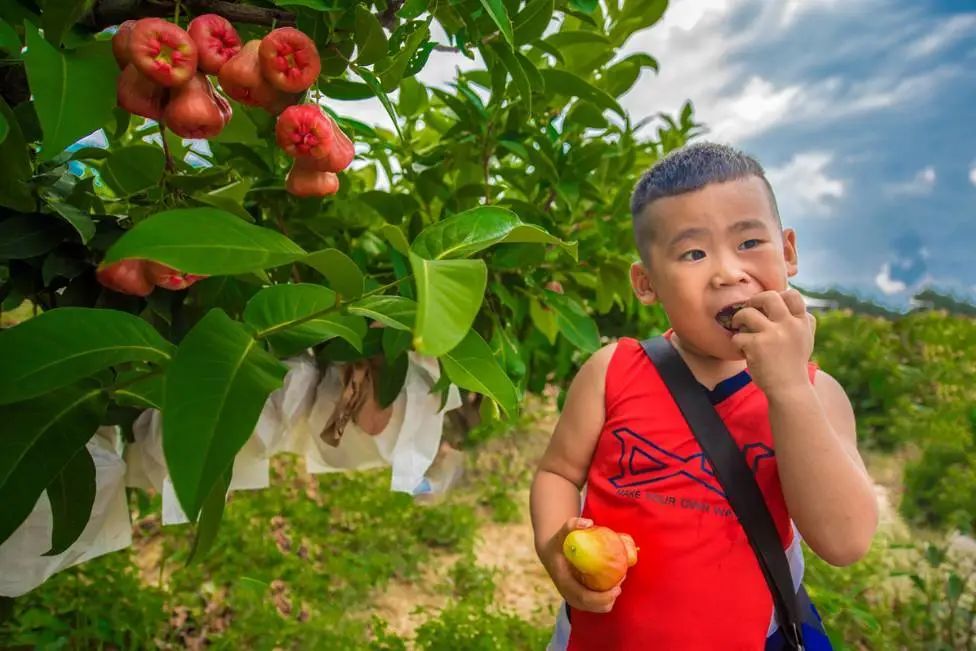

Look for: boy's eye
[679,250,705,261]
[741,239,763,249]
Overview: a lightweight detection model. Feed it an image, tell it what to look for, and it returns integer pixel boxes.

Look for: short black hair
[630,142,782,263]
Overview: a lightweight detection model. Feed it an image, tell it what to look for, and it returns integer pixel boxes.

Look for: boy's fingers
[568,584,621,613]
[564,517,593,534]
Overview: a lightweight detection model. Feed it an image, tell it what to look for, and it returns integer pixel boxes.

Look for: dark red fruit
[188,14,242,75]
[96,260,154,297]
[117,64,168,121]
[275,104,335,158]
[112,20,136,69]
[259,27,321,93]
[286,160,339,198]
[130,18,198,87]
[145,262,207,290]
[163,73,230,139]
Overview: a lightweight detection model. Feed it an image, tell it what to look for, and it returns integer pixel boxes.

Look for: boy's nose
[711,259,749,286]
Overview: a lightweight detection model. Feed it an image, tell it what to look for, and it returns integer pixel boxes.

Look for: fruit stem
[159,124,175,172]
[173,0,182,24]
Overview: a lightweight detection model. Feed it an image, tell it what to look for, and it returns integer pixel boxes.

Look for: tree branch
[84,0,296,30]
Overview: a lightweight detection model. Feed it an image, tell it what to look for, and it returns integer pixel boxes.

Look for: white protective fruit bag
[0,428,132,597]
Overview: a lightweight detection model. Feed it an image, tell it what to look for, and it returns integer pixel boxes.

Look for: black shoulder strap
[640,335,805,650]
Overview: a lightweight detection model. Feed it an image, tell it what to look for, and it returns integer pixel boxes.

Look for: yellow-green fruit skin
[562,526,637,591]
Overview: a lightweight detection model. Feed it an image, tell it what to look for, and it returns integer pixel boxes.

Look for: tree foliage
[0,0,699,557]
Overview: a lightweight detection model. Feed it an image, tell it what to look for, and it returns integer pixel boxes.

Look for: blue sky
[614,0,976,311]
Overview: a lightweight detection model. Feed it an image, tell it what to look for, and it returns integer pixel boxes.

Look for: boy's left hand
[730,288,816,395]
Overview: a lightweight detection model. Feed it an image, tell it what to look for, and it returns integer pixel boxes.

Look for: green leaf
[303,249,364,299]
[163,309,286,522]
[354,5,387,65]
[529,298,558,344]
[398,77,428,118]
[244,283,366,355]
[514,0,553,44]
[375,353,409,408]
[569,0,597,12]
[42,195,96,243]
[113,369,165,410]
[478,0,515,49]
[398,0,427,18]
[545,30,610,49]
[610,0,667,45]
[41,0,93,47]
[0,308,175,405]
[0,97,34,212]
[187,467,231,563]
[544,290,600,353]
[319,79,375,101]
[375,23,429,91]
[353,65,402,140]
[102,208,307,275]
[440,330,518,417]
[380,224,410,255]
[410,206,577,260]
[0,111,7,144]
[540,69,625,117]
[489,42,531,111]
[43,444,95,556]
[0,214,68,261]
[410,253,486,357]
[24,24,116,161]
[101,145,166,197]
[0,383,107,546]
[0,18,20,54]
[211,105,260,145]
[347,295,416,330]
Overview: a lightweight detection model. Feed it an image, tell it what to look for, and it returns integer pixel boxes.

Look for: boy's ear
[630,262,658,305]
[782,228,799,278]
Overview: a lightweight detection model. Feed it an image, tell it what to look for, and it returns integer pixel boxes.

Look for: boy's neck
[667,330,749,391]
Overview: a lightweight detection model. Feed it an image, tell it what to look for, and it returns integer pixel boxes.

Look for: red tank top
[566,332,819,650]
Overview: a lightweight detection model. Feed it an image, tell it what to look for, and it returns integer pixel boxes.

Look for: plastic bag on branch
[305,352,463,495]
[0,428,132,597]
[125,354,321,525]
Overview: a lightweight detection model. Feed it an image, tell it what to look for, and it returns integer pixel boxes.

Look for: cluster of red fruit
[112,15,354,198]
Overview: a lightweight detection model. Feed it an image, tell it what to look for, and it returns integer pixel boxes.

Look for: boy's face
[630,176,799,360]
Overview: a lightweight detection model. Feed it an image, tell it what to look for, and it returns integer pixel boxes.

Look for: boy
[530,142,879,650]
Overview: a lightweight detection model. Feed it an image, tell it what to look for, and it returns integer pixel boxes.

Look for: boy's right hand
[539,517,623,614]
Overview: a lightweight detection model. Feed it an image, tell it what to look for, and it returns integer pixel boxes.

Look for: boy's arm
[530,343,622,613]
[769,369,879,566]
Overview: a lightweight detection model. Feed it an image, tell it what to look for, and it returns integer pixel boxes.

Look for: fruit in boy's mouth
[562,526,638,592]
[130,18,198,87]
[259,27,321,93]
[716,302,747,331]
[188,14,242,75]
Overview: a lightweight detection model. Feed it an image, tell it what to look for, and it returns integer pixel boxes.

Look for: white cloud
[875,263,907,294]
[619,0,965,145]
[970,162,976,187]
[905,13,976,58]
[707,76,803,142]
[885,166,937,197]
[766,151,845,218]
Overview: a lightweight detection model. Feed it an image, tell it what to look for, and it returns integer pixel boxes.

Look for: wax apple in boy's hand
[540,518,627,613]
[563,525,638,591]
[729,288,816,395]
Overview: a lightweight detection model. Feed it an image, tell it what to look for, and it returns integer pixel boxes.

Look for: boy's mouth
[715,302,748,332]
